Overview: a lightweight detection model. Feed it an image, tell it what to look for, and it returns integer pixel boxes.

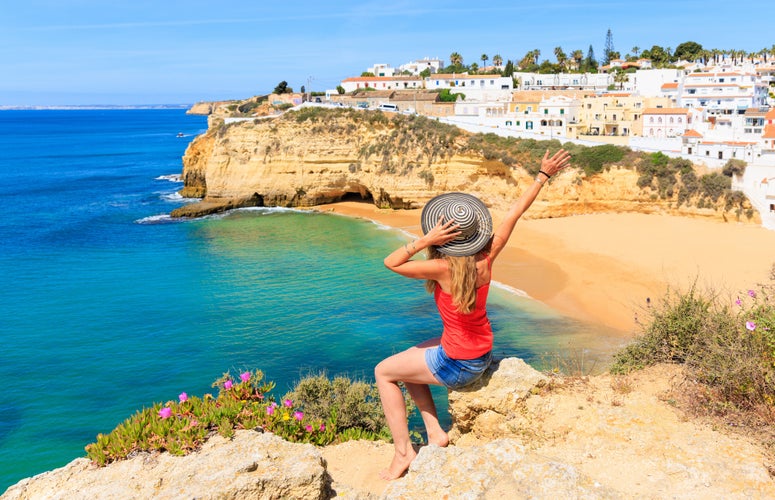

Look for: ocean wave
[134,214,180,224]
[491,280,530,298]
[155,174,182,182]
[159,191,199,203]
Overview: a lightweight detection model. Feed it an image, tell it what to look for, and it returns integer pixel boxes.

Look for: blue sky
[1,0,773,106]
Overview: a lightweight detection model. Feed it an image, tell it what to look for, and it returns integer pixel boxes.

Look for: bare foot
[427,429,449,448]
[379,446,417,480]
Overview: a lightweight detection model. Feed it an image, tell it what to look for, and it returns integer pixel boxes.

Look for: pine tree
[603,28,615,65]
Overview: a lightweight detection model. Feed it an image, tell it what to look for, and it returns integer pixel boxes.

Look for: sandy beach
[319,202,775,335]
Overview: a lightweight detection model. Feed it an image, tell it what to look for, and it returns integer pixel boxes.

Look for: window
[560,109,565,114]
[544,109,548,114]
[649,117,654,123]
[677,117,682,123]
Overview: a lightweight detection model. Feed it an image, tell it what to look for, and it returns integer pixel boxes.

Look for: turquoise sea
[0,109,622,492]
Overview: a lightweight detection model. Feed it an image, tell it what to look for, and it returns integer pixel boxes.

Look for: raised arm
[383,217,460,280]
[489,149,571,261]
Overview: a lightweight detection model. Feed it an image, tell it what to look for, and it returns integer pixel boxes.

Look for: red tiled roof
[661,82,679,89]
[683,129,703,138]
[766,109,775,120]
[763,124,775,139]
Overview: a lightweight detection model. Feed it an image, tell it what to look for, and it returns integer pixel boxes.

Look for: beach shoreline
[317,201,775,336]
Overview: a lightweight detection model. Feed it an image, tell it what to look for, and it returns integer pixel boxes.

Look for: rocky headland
[170,106,756,226]
[4,358,773,499]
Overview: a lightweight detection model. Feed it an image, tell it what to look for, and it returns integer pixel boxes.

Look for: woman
[375,148,571,480]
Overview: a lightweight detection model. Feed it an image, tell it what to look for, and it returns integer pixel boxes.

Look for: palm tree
[481,53,488,68]
[571,49,583,71]
[492,54,503,67]
[533,49,541,65]
[449,52,463,67]
[554,46,567,72]
[631,46,640,59]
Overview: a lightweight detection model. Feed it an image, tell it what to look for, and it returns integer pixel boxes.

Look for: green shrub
[611,271,775,411]
[85,369,406,466]
[722,159,747,177]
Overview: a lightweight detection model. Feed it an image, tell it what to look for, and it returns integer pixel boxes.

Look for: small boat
[176,132,185,138]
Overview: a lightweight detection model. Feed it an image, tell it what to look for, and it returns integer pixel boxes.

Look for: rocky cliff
[4,359,773,499]
[170,107,757,225]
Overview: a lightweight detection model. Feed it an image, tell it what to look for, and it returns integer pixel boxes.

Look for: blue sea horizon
[0,109,622,492]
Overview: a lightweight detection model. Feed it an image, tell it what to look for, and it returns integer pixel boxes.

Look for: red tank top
[434,257,493,359]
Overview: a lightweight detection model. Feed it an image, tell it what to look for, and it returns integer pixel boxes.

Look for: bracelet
[404,244,412,256]
[410,241,417,252]
[535,177,546,186]
[538,170,551,179]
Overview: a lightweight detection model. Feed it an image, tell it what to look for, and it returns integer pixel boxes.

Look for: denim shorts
[425,344,492,390]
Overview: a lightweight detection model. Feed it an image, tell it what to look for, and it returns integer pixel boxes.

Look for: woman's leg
[374,338,445,480]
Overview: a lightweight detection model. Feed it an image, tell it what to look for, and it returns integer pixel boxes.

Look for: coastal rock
[447,357,549,444]
[1,431,330,500]
[384,439,621,499]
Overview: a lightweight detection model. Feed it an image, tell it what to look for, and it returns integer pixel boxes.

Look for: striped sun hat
[420,192,493,256]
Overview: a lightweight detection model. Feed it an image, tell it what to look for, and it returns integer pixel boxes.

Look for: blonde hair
[425,247,478,314]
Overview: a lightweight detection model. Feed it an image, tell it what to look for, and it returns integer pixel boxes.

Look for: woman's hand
[422,216,460,248]
[539,149,572,178]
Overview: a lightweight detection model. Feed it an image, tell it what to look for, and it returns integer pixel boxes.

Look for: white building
[628,69,685,97]
[516,72,612,92]
[642,107,697,138]
[425,73,513,102]
[399,57,444,75]
[339,76,424,93]
[677,72,769,116]
[366,64,397,77]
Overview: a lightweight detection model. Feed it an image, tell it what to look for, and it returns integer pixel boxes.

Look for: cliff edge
[4,359,773,499]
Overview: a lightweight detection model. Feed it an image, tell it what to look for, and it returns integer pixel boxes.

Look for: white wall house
[516,72,612,92]
[642,107,696,138]
[399,57,444,75]
[339,76,424,93]
[366,64,397,77]
[425,73,513,102]
[493,95,581,138]
[677,72,769,115]
[629,69,684,97]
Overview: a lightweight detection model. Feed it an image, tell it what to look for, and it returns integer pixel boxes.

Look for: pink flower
[746,321,756,331]
[283,399,293,408]
[178,392,188,403]
[748,290,756,298]
[305,425,313,432]
[735,297,742,306]
[240,372,251,382]
[266,405,275,416]
[294,411,304,421]
[158,407,172,419]
[224,380,233,390]
[319,424,326,432]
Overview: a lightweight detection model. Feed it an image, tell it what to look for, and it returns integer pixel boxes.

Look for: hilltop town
[191,46,775,230]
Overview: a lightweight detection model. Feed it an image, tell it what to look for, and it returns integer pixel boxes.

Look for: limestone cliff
[172,107,758,225]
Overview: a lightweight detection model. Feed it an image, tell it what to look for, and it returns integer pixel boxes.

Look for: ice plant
[746,321,756,331]
[283,399,293,408]
[305,425,313,432]
[735,297,742,306]
[158,407,172,419]
[224,380,233,390]
[240,372,251,382]
[294,411,304,421]
[748,290,756,298]
[179,392,188,403]
[266,405,275,416]
[319,424,326,432]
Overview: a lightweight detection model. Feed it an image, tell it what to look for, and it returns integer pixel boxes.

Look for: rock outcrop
[5,358,773,499]
[2,432,330,500]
